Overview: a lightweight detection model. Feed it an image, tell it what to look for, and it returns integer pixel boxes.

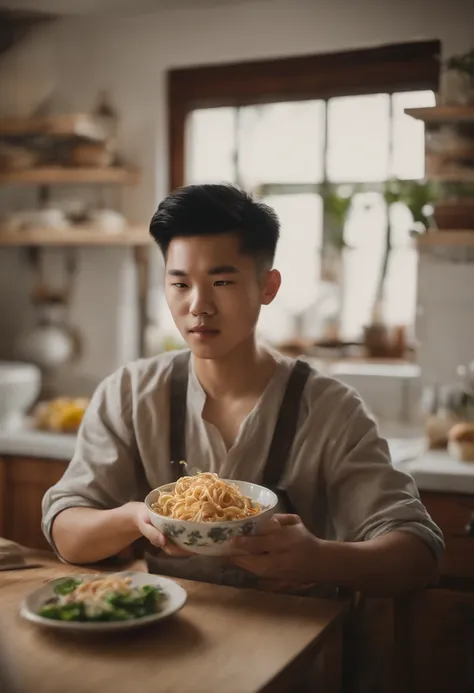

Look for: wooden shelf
[416,231,474,247]
[405,106,474,123]
[0,224,152,247]
[426,170,474,182]
[0,114,107,141]
[0,166,140,185]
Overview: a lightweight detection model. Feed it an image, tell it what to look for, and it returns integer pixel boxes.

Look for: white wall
[1,0,473,393]
[416,253,474,387]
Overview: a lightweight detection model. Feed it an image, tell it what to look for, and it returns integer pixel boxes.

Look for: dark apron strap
[169,350,191,481]
[261,359,312,514]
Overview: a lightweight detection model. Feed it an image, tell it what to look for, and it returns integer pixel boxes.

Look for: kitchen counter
[0,424,76,460]
[384,429,474,494]
[1,421,416,462]
[1,423,474,495]
[396,448,474,495]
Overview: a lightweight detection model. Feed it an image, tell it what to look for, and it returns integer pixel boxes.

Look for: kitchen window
[160,41,440,345]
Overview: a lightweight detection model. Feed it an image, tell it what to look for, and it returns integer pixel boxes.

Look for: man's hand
[133,503,191,557]
[233,514,439,596]
[231,514,321,584]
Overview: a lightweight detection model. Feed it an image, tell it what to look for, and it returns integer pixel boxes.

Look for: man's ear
[261,269,281,306]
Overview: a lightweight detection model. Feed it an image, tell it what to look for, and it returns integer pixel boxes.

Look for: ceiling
[0,0,263,16]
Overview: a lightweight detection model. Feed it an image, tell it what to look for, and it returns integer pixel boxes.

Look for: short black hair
[149,184,280,267]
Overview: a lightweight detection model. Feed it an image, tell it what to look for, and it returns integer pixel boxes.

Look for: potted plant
[400,179,438,234]
[440,48,474,105]
[362,180,401,356]
[432,182,474,230]
[321,183,354,283]
[363,180,437,357]
[446,49,474,104]
[319,185,354,341]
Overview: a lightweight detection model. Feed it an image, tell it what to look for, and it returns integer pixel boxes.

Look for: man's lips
[188,326,220,334]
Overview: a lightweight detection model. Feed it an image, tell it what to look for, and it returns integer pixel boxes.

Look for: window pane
[186,107,236,183]
[389,201,414,248]
[392,90,435,180]
[384,249,418,326]
[341,193,386,338]
[257,193,323,342]
[385,201,418,327]
[237,101,325,187]
[327,94,390,182]
[344,192,387,250]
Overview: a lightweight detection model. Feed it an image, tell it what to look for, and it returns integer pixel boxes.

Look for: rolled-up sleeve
[41,366,141,548]
[325,397,444,563]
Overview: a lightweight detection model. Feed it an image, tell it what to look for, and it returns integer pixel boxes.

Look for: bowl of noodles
[145,472,278,556]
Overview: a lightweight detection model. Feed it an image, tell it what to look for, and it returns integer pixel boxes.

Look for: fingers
[232,553,274,577]
[273,514,301,527]
[233,514,302,554]
[233,527,285,554]
[137,515,192,556]
[255,515,282,535]
[137,516,166,548]
[161,540,194,557]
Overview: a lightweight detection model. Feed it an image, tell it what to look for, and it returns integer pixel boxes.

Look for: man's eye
[172,283,188,289]
[214,280,234,287]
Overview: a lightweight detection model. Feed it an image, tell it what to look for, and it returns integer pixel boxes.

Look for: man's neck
[193,339,277,400]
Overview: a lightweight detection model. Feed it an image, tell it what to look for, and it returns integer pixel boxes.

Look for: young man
[42,184,443,596]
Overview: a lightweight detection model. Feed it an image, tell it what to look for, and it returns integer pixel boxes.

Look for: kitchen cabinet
[0,456,68,550]
[396,587,474,693]
[397,491,474,692]
[420,490,474,582]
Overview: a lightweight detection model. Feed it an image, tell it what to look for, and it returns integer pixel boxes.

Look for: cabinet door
[421,491,474,581]
[4,457,68,551]
[395,588,474,693]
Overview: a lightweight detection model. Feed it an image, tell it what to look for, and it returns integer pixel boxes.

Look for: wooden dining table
[0,547,347,693]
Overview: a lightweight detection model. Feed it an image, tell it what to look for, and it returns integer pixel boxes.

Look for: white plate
[20,571,187,633]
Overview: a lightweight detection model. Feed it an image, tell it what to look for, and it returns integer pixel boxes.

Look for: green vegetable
[37,604,62,620]
[53,578,83,596]
[39,602,86,621]
[105,586,164,618]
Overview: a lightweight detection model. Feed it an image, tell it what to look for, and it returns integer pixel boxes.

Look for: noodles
[64,576,133,604]
[151,471,263,522]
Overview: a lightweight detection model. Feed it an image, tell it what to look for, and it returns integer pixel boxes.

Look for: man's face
[165,233,280,359]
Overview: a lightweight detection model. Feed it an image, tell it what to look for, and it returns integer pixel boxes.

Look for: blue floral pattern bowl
[145,480,278,556]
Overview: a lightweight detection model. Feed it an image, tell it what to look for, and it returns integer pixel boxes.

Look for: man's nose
[190,288,215,316]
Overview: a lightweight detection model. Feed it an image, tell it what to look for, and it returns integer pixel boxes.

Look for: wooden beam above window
[170,40,441,105]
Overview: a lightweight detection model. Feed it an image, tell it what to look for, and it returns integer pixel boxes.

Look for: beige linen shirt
[42,350,444,562]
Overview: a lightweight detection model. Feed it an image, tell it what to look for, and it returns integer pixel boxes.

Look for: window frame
[167,41,440,340]
[168,39,441,190]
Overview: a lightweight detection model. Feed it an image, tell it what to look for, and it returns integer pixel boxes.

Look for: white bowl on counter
[0,361,41,430]
[145,480,278,556]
